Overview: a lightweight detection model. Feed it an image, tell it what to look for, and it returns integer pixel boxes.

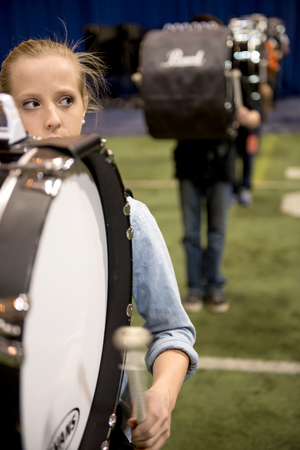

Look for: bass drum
[0,135,133,449]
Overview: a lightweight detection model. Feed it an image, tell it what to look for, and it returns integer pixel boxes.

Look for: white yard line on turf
[123,180,300,190]
[123,180,177,189]
[198,356,300,374]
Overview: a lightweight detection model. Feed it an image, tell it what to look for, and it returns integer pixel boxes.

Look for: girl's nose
[44,106,62,130]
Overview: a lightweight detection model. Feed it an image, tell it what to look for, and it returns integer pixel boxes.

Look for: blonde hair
[0,38,107,113]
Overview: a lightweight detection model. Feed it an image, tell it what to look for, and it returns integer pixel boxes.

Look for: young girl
[0,38,198,450]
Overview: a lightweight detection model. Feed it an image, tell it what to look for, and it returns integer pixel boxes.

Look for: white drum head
[21,163,108,450]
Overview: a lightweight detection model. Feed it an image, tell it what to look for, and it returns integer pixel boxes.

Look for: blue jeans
[235,147,255,191]
[179,179,231,295]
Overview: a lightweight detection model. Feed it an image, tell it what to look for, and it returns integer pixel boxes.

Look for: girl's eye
[60,96,74,107]
[23,100,40,109]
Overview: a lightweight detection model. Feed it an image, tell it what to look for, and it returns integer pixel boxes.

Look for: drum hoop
[79,150,133,448]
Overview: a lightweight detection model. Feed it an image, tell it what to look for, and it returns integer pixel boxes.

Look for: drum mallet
[113,326,151,424]
[231,68,243,109]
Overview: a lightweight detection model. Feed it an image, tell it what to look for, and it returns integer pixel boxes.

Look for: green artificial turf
[107,133,300,449]
[105,135,176,180]
[164,370,300,450]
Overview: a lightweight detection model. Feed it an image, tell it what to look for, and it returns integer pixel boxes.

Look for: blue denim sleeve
[128,197,198,381]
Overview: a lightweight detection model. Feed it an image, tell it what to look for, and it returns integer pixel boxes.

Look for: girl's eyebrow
[17,88,77,100]
[54,88,77,95]
[17,92,39,100]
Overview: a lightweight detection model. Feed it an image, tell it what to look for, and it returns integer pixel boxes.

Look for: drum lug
[108,413,117,428]
[23,176,62,197]
[100,138,107,148]
[32,155,75,172]
[0,320,22,338]
[105,148,115,163]
[101,440,110,450]
[0,294,30,338]
[123,202,131,216]
[126,303,134,318]
[99,138,115,163]
[126,225,134,240]
[0,336,24,367]
[0,293,30,318]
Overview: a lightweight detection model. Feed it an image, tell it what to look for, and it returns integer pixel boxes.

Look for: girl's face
[10,55,88,139]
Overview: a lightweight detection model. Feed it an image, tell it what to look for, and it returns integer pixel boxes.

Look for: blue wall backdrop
[0,0,299,96]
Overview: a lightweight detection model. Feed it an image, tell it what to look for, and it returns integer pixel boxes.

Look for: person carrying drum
[173,14,261,312]
[0,37,198,450]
